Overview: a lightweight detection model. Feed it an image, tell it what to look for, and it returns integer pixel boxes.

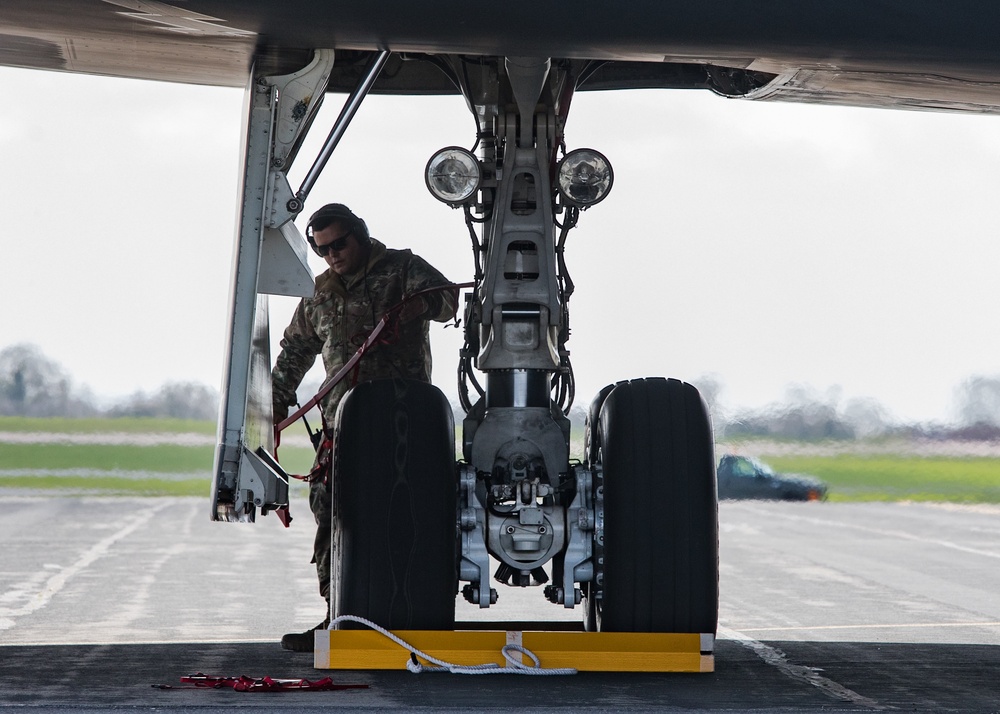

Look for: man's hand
[398,295,428,323]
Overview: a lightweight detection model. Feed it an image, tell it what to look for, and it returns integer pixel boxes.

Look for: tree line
[694,377,1000,442]
[0,344,218,420]
[2,343,999,438]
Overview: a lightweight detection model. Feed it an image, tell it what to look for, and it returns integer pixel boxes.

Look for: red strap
[274,281,473,438]
[268,282,473,528]
[170,673,368,692]
[274,507,292,527]
[285,438,334,483]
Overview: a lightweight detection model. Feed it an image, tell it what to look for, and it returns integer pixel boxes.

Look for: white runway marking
[0,431,311,447]
[719,626,888,709]
[0,500,174,630]
[0,469,207,480]
[0,431,216,446]
[735,621,1000,633]
[733,505,1000,561]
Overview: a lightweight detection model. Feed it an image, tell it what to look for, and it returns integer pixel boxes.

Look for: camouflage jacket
[271,239,457,423]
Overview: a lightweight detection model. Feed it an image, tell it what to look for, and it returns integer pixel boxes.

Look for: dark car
[717,454,828,501]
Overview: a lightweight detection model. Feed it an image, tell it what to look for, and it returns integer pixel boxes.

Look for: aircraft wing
[4,1,1000,112]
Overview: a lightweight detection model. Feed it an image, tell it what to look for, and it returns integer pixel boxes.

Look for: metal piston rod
[295,50,390,208]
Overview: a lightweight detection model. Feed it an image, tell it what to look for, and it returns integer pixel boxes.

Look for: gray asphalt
[2,496,1000,711]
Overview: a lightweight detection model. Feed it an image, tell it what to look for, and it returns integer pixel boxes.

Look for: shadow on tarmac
[2,639,999,711]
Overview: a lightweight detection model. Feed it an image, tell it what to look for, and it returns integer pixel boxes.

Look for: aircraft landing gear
[210,47,719,646]
[423,55,719,636]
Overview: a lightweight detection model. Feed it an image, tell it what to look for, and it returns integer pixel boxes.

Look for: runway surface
[2,495,1000,711]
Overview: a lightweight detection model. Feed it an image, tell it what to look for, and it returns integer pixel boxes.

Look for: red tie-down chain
[270,282,474,526]
[153,673,368,692]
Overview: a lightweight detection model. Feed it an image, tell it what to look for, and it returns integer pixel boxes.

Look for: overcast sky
[3,65,999,423]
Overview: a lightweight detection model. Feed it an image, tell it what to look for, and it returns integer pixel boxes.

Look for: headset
[305,203,372,254]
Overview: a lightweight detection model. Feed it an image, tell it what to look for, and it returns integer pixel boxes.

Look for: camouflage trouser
[309,475,333,604]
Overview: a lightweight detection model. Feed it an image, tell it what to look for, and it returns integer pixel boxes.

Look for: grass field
[2,417,999,503]
[0,417,317,496]
[0,443,215,472]
[763,454,1000,503]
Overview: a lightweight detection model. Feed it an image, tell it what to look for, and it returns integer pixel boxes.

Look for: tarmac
[3,496,1000,711]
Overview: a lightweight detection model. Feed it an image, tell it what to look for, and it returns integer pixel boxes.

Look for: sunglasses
[313,231,353,256]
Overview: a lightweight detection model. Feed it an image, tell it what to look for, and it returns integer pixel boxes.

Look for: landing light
[425,147,481,205]
[556,149,613,208]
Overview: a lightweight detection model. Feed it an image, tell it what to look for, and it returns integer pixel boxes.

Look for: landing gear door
[210,50,335,522]
[211,291,285,523]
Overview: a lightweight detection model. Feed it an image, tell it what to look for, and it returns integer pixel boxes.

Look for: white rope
[329,615,577,675]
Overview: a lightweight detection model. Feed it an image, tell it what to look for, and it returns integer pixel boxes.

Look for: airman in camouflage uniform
[273,204,456,651]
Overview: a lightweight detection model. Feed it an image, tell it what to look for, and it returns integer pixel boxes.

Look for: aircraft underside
[6,0,1000,648]
[5,2,1000,113]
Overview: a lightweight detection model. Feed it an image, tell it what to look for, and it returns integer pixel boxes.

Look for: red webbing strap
[274,281,474,438]
[273,436,332,528]
[283,437,334,485]
[161,673,368,692]
[274,319,386,437]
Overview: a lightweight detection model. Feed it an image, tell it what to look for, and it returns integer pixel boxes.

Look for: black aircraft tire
[582,381,621,632]
[583,380,625,466]
[596,377,718,633]
[330,378,457,630]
